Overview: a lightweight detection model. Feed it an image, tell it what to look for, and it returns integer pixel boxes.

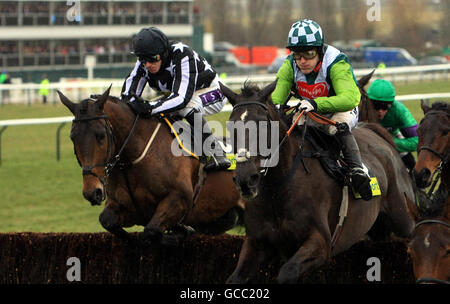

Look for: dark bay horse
[357,69,379,123]
[408,100,449,284]
[58,87,244,245]
[220,80,416,283]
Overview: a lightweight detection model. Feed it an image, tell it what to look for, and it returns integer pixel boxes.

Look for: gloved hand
[299,98,317,113]
[127,101,154,118]
[132,94,147,103]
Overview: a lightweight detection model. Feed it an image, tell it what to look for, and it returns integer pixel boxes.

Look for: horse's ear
[257,79,278,101]
[219,82,239,106]
[95,84,112,111]
[421,99,431,114]
[57,90,77,114]
[357,69,375,89]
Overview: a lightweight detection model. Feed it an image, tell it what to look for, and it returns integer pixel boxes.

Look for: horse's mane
[240,81,261,97]
[108,95,122,103]
[357,122,397,149]
[430,101,449,112]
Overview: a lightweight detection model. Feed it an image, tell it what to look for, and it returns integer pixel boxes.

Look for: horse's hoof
[160,234,181,248]
[142,226,163,246]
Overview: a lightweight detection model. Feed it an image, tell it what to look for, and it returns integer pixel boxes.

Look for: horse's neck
[105,102,159,156]
[260,130,301,190]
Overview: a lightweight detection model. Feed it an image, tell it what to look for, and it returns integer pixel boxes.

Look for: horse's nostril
[415,168,431,188]
[248,174,259,186]
[94,188,103,202]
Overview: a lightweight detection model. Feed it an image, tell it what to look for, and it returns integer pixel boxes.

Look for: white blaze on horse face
[424,233,431,248]
[240,110,248,122]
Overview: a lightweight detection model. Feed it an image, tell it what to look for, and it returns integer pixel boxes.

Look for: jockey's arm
[394,134,418,153]
[150,55,196,115]
[314,60,361,113]
[271,59,294,105]
[121,60,148,102]
[390,102,419,153]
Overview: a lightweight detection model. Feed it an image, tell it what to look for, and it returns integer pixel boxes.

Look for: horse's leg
[143,191,191,247]
[276,230,329,284]
[99,202,136,246]
[384,191,416,238]
[226,238,272,284]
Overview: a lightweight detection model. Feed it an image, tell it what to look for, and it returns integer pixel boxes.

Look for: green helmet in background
[368,79,396,103]
[287,19,324,49]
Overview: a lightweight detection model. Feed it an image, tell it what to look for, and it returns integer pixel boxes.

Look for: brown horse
[357,69,379,123]
[58,87,244,246]
[220,80,416,283]
[408,100,449,284]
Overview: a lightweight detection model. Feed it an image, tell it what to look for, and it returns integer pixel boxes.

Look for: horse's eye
[442,129,449,136]
[96,133,106,142]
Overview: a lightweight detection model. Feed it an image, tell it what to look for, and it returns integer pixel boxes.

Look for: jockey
[368,79,418,170]
[121,27,230,171]
[271,19,372,201]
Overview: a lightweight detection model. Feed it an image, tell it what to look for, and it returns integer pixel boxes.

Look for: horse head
[220,80,280,200]
[414,100,449,189]
[58,86,114,206]
[407,215,450,284]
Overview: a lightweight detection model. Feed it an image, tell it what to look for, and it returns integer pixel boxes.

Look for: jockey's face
[295,53,319,74]
[144,60,162,74]
[376,108,389,121]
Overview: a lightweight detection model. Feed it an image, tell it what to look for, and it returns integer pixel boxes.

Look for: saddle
[296,125,348,185]
[160,114,236,171]
[293,124,380,199]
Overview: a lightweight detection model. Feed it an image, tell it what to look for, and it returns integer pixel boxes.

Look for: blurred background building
[0,0,197,82]
[0,0,449,82]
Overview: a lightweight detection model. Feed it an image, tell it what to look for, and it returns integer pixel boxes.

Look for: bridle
[232,101,272,175]
[72,112,140,199]
[413,219,450,285]
[73,115,114,195]
[416,110,449,196]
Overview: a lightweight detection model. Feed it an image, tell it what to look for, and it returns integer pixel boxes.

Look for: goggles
[139,54,161,63]
[372,100,391,111]
[292,49,318,60]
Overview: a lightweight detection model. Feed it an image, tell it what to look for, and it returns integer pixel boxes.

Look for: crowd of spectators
[0,2,17,14]
[0,1,190,23]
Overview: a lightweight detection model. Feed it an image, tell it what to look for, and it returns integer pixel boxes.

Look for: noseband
[414,219,450,285]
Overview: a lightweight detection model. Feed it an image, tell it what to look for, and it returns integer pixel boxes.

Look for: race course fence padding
[0,233,414,284]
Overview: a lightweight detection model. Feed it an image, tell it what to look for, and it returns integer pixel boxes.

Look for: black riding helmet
[132,27,170,62]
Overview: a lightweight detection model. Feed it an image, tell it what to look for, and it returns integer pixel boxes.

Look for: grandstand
[0,0,199,81]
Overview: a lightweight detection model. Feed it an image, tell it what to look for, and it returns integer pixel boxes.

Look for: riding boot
[337,126,372,201]
[186,112,231,171]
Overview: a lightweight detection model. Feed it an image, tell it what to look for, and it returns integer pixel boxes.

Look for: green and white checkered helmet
[287,19,324,49]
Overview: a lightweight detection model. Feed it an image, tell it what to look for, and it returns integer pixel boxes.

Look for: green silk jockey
[367,79,418,170]
[272,19,373,201]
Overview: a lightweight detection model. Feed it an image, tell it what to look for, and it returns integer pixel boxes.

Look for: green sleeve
[393,136,418,153]
[381,101,418,153]
[271,58,294,105]
[314,60,361,113]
